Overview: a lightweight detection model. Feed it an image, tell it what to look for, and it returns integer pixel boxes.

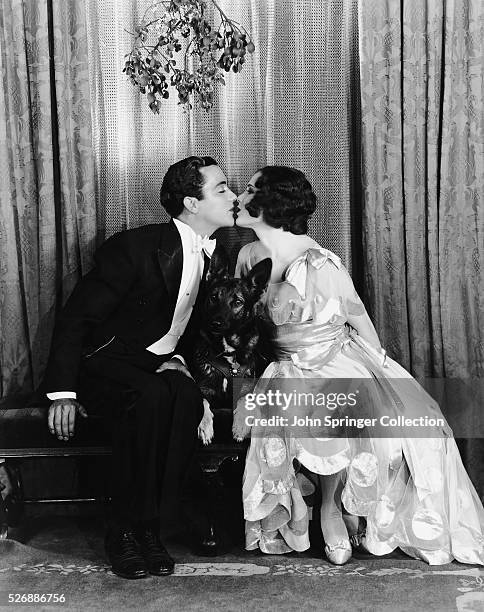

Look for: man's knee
[161,370,203,421]
[162,370,202,401]
[137,375,170,404]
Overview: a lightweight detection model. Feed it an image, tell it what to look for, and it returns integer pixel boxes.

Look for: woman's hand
[347,311,382,354]
[442,419,453,438]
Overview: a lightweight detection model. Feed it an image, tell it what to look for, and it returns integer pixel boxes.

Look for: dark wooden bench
[0,398,245,538]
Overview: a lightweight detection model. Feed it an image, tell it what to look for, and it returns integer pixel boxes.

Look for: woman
[233,166,484,565]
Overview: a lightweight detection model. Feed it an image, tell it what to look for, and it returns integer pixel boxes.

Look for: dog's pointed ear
[206,244,230,283]
[244,257,272,298]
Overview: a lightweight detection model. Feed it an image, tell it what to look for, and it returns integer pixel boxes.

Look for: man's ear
[183,195,198,213]
[244,258,272,298]
[206,244,230,283]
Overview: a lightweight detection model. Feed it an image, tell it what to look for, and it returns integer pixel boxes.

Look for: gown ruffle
[233,241,484,565]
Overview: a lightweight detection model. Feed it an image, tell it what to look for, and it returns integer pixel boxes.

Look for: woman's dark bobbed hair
[246,166,317,234]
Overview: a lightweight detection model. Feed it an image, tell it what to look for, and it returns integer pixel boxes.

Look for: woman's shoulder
[235,241,271,278]
[237,240,271,263]
[303,243,342,271]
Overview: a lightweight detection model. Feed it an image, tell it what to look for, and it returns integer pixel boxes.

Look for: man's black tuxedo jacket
[43,220,206,394]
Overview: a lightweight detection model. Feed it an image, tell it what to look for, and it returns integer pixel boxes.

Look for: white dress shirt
[47,219,210,401]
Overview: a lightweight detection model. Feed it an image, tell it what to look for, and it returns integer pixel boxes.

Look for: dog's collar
[209,355,250,378]
[216,350,240,375]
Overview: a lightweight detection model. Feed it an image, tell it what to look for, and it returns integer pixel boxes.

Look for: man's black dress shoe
[105,530,148,579]
[136,527,175,576]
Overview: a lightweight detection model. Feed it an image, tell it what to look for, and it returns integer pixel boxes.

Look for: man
[43,156,237,579]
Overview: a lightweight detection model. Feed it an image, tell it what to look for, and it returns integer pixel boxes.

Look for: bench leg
[0,494,7,539]
[0,461,24,537]
[200,454,245,538]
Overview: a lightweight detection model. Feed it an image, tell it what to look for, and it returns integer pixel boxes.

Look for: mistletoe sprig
[123,0,255,112]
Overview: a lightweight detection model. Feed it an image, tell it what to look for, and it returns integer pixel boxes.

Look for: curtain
[0,0,362,397]
[359,0,483,376]
[359,0,484,492]
[85,0,361,269]
[0,0,97,398]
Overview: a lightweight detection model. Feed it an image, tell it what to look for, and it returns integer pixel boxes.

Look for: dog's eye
[209,294,218,302]
[233,298,244,307]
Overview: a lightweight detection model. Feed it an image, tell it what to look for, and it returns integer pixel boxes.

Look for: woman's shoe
[324,539,352,565]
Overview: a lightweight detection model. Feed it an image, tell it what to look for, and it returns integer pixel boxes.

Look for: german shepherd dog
[189,247,274,444]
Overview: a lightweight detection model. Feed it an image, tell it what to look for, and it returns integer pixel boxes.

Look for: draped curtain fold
[1,0,361,398]
[0,0,97,397]
[359,0,484,493]
[359,0,483,378]
[5,0,480,447]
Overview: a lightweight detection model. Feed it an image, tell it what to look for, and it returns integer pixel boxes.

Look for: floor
[1,506,484,612]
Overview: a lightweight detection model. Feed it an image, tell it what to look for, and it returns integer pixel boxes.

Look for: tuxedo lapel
[196,247,219,308]
[202,252,210,283]
[157,220,183,320]
[201,242,225,284]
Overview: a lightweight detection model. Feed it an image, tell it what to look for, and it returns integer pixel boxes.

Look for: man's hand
[156,358,193,379]
[47,399,88,441]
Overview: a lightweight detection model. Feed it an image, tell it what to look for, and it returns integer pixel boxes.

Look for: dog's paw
[232,430,250,442]
[232,418,251,441]
[199,429,214,445]
[198,400,214,445]
[198,422,214,445]
[232,398,253,441]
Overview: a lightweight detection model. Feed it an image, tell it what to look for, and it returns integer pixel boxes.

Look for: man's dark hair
[245,166,317,234]
[160,156,218,217]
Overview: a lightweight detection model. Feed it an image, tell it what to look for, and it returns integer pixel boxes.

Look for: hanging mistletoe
[123,0,255,112]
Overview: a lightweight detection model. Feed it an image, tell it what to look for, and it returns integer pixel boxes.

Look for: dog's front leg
[198,398,214,445]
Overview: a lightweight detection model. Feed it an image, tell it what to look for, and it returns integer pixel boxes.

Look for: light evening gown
[234,240,484,565]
